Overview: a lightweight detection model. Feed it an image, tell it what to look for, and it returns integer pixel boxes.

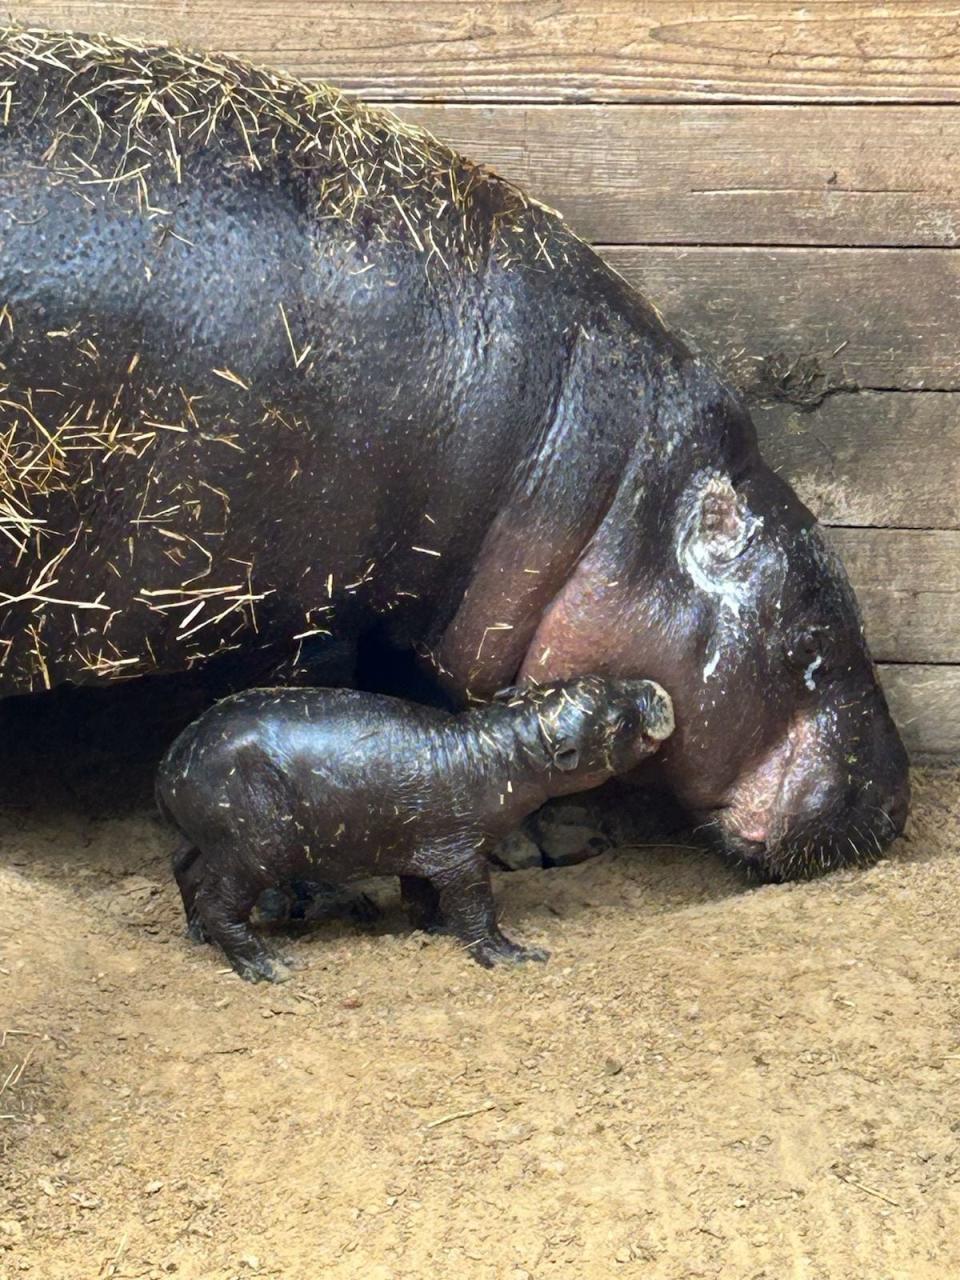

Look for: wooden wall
[7,2,960,757]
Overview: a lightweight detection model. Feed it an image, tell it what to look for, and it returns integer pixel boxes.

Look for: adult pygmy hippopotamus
[0,28,908,882]
[157,677,675,980]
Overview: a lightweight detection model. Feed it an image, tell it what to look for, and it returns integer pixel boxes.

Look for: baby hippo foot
[255,887,294,924]
[468,930,550,969]
[305,883,380,926]
[193,886,293,983]
[230,948,293,985]
[431,853,550,969]
[185,916,210,945]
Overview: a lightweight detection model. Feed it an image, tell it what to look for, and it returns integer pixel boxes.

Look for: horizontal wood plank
[398,104,960,247]
[879,665,960,759]
[828,530,960,665]
[754,393,960,531]
[9,2,960,103]
[601,247,960,391]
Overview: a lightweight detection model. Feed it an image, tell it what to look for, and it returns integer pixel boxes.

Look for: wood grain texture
[601,247,960,390]
[8,1,960,103]
[754,393,960,531]
[829,530,960,664]
[879,665,960,758]
[399,104,960,247]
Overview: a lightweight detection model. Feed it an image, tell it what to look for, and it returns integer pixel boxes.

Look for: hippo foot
[336,891,381,927]
[255,887,293,924]
[468,935,550,969]
[400,874,443,933]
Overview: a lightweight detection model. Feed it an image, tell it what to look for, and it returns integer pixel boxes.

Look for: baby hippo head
[502,676,674,792]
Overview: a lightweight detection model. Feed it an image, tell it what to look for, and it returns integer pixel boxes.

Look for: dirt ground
[0,691,958,1280]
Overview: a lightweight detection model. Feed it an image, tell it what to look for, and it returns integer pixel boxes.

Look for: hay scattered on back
[0,25,572,693]
[0,25,558,271]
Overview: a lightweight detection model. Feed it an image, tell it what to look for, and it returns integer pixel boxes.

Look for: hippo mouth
[706,803,902,884]
[700,716,908,882]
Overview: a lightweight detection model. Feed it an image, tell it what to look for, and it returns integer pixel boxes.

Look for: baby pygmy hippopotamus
[156,676,674,982]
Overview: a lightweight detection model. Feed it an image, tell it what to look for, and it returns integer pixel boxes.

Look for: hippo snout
[708,689,910,881]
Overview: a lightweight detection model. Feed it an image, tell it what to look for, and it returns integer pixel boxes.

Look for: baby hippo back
[158,687,465,878]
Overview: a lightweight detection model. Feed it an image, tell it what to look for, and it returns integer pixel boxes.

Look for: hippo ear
[551,739,581,772]
[695,477,756,564]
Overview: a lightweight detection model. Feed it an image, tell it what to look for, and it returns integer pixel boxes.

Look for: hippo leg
[400,875,442,932]
[191,861,291,984]
[429,853,549,968]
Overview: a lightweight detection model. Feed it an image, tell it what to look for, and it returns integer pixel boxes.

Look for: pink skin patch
[719,714,822,845]
[517,567,631,687]
[720,735,792,844]
[436,522,614,698]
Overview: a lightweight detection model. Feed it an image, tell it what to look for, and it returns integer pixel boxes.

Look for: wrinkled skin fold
[0,29,909,882]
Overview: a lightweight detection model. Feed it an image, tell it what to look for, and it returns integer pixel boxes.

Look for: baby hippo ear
[551,738,581,772]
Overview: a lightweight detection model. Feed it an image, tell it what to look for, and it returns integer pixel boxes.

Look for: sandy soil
[0,692,957,1280]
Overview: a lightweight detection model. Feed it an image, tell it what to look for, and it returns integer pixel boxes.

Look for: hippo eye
[788,630,821,663]
[786,630,825,686]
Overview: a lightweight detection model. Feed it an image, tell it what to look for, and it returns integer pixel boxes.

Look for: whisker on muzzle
[697,803,902,883]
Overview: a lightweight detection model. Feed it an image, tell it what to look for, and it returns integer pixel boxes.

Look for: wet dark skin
[156,677,674,981]
[0,31,908,882]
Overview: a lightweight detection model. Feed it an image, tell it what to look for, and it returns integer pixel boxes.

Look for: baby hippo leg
[189,848,291,984]
[172,843,209,943]
[426,847,548,968]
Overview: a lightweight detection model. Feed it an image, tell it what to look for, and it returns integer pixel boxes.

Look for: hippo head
[644,465,911,879]
[520,359,910,881]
